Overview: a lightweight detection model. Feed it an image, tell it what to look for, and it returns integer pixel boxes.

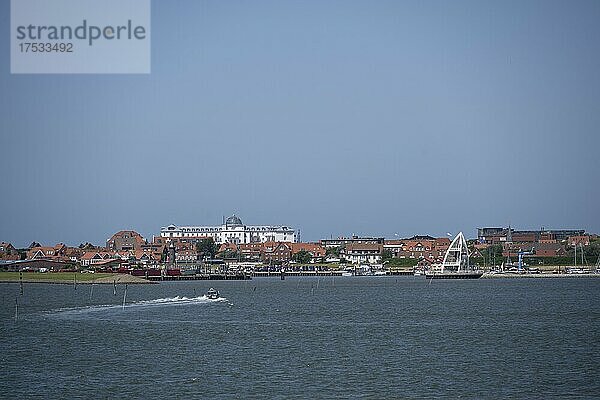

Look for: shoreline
[0,274,154,285]
[3,273,600,284]
[482,272,600,278]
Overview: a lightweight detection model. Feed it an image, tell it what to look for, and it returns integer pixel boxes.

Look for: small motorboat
[206,288,220,299]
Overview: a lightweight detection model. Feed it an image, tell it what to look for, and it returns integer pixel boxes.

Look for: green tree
[326,247,341,257]
[382,249,393,261]
[481,244,503,262]
[196,238,218,259]
[219,249,239,259]
[293,249,312,264]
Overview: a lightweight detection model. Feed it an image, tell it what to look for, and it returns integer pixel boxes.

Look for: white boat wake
[134,295,228,306]
[46,295,228,316]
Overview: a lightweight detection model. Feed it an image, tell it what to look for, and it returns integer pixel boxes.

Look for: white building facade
[160,215,297,244]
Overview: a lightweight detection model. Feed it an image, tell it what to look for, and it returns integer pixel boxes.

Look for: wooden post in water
[113,280,117,296]
[14,297,18,322]
[19,272,23,296]
[122,284,128,310]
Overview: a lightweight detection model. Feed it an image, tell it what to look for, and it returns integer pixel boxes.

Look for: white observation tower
[425,232,482,279]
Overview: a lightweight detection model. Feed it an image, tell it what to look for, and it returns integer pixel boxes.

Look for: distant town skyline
[1,1,599,248]
[1,213,596,249]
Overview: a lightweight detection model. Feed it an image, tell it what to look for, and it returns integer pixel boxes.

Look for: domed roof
[225,215,243,226]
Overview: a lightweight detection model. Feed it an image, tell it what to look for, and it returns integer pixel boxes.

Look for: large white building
[160,215,297,244]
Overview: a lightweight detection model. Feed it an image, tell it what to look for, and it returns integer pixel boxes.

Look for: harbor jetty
[145,273,250,281]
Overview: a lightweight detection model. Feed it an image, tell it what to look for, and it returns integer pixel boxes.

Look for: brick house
[219,242,265,261]
[174,242,200,263]
[384,237,450,262]
[107,230,145,251]
[290,242,326,263]
[532,243,567,257]
[27,243,67,260]
[0,242,20,261]
[503,243,566,258]
[261,242,292,265]
[568,235,591,247]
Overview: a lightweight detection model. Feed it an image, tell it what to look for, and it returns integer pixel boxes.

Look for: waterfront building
[477,227,585,245]
[502,242,567,258]
[0,242,19,261]
[342,243,383,264]
[80,252,126,270]
[262,242,293,265]
[160,215,297,245]
[320,236,384,248]
[80,251,116,267]
[539,232,557,243]
[567,235,591,246]
[0,242,16,254]
[174,242,200,263]
[79,249,160,268]
[290,242,326,263]
[27,243,67,260]
[384,237,450,260]
[107,230,145,251]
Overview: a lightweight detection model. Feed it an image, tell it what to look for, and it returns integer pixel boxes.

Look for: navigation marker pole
[113,280,117,296]
[19,272,23,296]
[89,282,94,303]
[14,297,18,322]
[122,284,128,310]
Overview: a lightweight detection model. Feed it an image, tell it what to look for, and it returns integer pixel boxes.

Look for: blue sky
[1,0,599,247]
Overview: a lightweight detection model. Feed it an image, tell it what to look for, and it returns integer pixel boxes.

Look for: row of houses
[0,231,166,270]
[218,236,455,265]
[218,241,327,264]
[476,226,596,259]
[0,234,477,269]
[2,227,595,270]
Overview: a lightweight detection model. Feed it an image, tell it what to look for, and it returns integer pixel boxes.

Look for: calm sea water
[1,277,599,399]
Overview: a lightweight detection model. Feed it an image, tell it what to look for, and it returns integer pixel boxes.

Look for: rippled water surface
[1,277,599,399]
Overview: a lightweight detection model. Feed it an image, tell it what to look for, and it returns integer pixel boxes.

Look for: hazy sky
[1,0,599,247]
